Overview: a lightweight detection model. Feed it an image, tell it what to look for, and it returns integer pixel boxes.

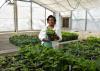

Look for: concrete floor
[0,31,39,55]
[0,33,17,55]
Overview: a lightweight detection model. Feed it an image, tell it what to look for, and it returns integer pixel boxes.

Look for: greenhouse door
[62,17,69,28]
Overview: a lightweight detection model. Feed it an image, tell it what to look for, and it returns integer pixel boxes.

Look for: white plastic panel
[87,13,100,32]
[60,11,70,17]
[89,9,100,19]
[0,0,6,7]
[72,10,86,19]
[0,4,14,32]
[17,1,31,31]
[72,10,85,31]
[32,0,100,11]
[32,3,45,30]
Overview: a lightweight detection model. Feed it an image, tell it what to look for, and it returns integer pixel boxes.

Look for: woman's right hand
[42,38,50,42]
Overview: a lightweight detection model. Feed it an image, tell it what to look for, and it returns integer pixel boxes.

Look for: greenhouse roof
[31,0,100,11]
[1,0,100,11]
[0,0,100,17]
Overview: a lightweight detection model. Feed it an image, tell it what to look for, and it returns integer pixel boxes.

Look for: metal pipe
[14,0,18,32]
[30,1,33,30]
[69,10,73,30]
[45,8,46,25]
[85,10,87,31]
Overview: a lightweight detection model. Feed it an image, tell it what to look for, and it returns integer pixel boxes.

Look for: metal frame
[14,0,18,32]
[45,8,46,25]
[85,10,88,31]
[0,31,15,33]
[69,10,73,30]
[30,1,33,30]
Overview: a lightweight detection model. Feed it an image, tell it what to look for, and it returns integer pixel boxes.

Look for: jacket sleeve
[38,28,47,41]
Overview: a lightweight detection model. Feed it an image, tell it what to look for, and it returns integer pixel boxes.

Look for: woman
[39,15,62,48]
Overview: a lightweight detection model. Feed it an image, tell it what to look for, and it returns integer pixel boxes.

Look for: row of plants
[61,32,78,42]
[87,36,100,44]
[0,44,97,71]
[9,32,78,46]
[60,36,100,60]
[1,36,100,71]
[9,34,40,46]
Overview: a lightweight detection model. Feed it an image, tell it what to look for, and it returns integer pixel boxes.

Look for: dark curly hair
[47,15,56,23]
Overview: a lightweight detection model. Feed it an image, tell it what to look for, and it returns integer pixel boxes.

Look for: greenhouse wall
[17,1,31,31]
[71,9,100,32]
[0,1,54,32]
[0,3,14,32]
[72,10,85,31]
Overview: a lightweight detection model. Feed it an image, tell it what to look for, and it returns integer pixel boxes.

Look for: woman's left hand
[54,34,59,40]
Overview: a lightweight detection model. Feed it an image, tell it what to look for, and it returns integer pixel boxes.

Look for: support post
[85,10,88,31]
[45,8,46,25]
[30,1,33,30]
[14,0,18,32]
[69,10,73,30]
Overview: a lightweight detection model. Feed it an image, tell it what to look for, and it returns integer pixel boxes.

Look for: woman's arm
[39,28,46,41]
[39,28,50,42]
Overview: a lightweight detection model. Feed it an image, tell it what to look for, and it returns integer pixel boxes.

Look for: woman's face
[48,18,55,27]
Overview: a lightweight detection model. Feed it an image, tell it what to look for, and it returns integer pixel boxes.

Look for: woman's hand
[42,38,50,42]
[54,35,59,40]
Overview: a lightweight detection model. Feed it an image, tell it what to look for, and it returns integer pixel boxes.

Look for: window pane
[0,4,14,32]
[87,12,100,32]
[32,3,45,30]
[0,0,6,7]
[72,10,85,31]
[17,1,31,31]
